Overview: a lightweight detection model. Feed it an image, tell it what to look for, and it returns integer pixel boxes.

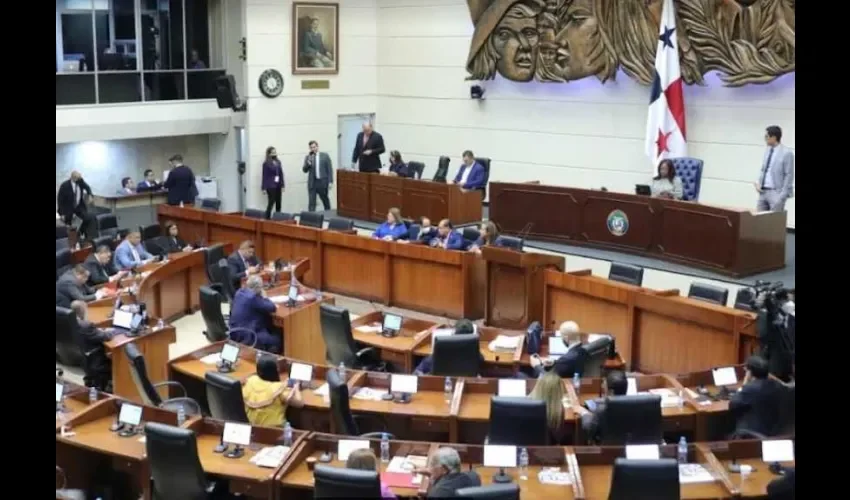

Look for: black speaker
[214,75,239,109]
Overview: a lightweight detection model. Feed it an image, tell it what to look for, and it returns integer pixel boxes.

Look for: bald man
[56,171,95,239]
[351,122,385,173]
[529,320,589,378]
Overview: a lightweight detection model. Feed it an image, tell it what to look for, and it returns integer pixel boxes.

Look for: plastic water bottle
[283,421,293,446]
[444,377,453,403]
[519,447,529,480]
[380,433,390,463]
[677,389,684,410]
[338,362,346,381]
[88,386,98,404]
[179,201,184,208]
[156,318,165,330]
[572,372,581,389]
[177,406,186,427]
[677,436,688,464]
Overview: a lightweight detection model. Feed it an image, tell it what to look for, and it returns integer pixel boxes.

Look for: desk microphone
[515,222,534,246]
[492,467,512,484]
[213,436,229,454]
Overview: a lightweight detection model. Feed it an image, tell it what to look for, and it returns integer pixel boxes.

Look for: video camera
[743,280,795,380]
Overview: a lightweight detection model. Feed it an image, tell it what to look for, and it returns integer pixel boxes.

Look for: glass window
[57,74,96,105]
[141,0,184,70]
[95,0,138,71]
[143,71,186,101]
[98,73,142,103]
[57,1,97,104]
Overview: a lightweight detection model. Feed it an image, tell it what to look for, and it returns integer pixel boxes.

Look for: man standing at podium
[755,126,794,212]
[351,122,385,173]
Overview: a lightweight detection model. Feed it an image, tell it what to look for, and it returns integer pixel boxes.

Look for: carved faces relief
[555,0,604,80]
[492,3,541,82]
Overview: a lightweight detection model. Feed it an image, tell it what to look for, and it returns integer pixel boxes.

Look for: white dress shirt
[314,152,321,179]
[459,164,472,185]
[762,146,777,189]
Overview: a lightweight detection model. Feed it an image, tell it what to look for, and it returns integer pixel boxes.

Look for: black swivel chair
[56,249,72,281]
[216,258,238,301]
[733,288,756,311]
[599,394,663,445]
[327,369,391,439]
[272,212,296,222]
[55,307,85,367]
[313,465,381,499]
[96,213,119,238]
[56,225,69,240]
[487,397,548,446]
[144,422,214,500]
[56,238,70,251]
[688,283,729,306]
[457,484,521,500]
[199,198,222,211]
[199,286,229,342]
[608,262,645,287]
[299,211,325,228]
[144,236,169,257]
[92,235,116,251]
[319,304,381,370]
[499,236,524,251]
[327,217,354,232]
[408,161,425,179]
[461,227,481,250]
[475,157,491,198]
[244,208,266,219]
[203,244,227,284]
[204,372,250,423]
[433,156,450,182]
[432,334,482,377]
[125,343,201,415]
[608,458,680,500]
[140,223,162,241]
[582,335,615,378]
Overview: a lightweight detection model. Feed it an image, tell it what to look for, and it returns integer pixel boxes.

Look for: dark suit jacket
[136,180,161,192]
[351,131,385,173]
[227,251,261,281]
[83,253,118,286]
[229,288,277,338]
[389,162,414,178]
[56,271,97,305]
[78,319,112,373]
[534,343,589,378]
[581,397,609,444]
[729,377,784,436]
[57,178,92,217]
[427,471,482,499]
[162,236,188,254]
[766,468,795,500]
[163,165,197,206]
[302,152,334,189]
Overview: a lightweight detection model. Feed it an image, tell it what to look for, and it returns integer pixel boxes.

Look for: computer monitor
[382,313,403,334]
[113,309,134,329]
[635,184,651,196]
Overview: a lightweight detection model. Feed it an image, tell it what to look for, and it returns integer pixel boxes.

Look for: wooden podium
[481,247,565,329]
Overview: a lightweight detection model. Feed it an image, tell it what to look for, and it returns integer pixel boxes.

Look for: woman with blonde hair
[529,370,568,444]
[345,448,397,499]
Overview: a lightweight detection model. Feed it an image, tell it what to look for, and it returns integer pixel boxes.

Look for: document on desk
[250,446,291,468]
[200,353,221,365]
[489,335,521,352]
[538,467,572,485]
[355,324,382,334]
[313,383,330,397]
[351,387,389,401]
[678,464,715,484]
[270,295,306,304]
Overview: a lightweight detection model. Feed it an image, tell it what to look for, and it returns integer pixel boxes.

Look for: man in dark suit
[229,276,281,353]
[163,154,197,206]
[69,300,115,390]
[766,468,795,499]
[350,122,385,173]
[57,265,113,306]
[578,369,629,444]
[56,171,96,240]
[137,169,161,192]
[729,354,784,437]
[529,321,589,378]
[83,245,126,286]
[303,140,334,211]
[227,240,262,284]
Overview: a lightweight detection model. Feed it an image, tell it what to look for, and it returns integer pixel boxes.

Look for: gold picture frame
[292,2,340,75]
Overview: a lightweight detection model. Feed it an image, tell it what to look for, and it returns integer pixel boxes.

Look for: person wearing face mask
[262,146,285,219]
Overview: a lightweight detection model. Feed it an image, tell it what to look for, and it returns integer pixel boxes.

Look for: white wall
[374,0,796,228]
[244,0,377,212]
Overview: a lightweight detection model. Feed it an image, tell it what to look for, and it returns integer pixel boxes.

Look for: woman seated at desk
[373,207,408,241]
[387,150,414,178]
[530,371,569,445]
[469,221,503,254]
[243,355,303,427]
[162,221,193,253]
[651,159,684,200]
[346,449,397,499]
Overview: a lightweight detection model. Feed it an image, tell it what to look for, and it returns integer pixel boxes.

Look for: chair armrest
[161,397,202,416]
[731,429,769,440]
[227,327,258,348]
[153,380,187,398]
[355,347,377,359]
[360,431,394,440]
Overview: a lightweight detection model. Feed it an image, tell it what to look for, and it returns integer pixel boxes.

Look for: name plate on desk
[301,80,330,90]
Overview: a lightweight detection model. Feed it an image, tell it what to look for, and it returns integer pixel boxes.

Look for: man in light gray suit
[302,140,334,211]
[56,265,101,307]
[755,125,794,212]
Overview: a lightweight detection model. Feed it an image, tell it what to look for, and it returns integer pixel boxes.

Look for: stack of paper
[199,353,221,365]
[313,383,330,397]
[678,464,715,484]
[355,325,383,334]
[351,387,389,401]
[538,467,572,485]
[250,446,291,468]
[488,335,521,352]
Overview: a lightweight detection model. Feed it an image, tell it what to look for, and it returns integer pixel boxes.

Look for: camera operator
[750,282,795,382]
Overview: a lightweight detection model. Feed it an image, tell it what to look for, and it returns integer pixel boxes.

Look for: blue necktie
[760,148,774,189]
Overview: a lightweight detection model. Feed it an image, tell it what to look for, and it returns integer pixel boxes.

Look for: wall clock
[258,69,284,98]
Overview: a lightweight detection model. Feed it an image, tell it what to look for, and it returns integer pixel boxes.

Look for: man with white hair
[423,447,481,498]
[529,320,588,378]
[350,122,385,173]
[228,275,281,353]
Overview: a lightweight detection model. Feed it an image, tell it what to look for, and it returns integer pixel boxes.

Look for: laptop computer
[112,309,143,334]
[635,184,651,196]
[382,313,403,337]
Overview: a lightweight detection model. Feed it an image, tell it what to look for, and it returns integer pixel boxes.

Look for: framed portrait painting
[292,2,340,75]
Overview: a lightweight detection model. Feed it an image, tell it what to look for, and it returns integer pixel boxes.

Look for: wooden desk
[268,282,336,366]
[97,321,177,403]
[351,311,437,372]
[337,171,483,225]
[412,325,526,377]
[489,182,786,277]
[93,191,169,211]
[57,381,112,431]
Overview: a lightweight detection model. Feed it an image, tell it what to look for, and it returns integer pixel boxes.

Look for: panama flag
[645,0,687,168]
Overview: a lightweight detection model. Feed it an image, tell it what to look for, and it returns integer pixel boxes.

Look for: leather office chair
[144,236,169,257]
[670,157,704,202]
[688,283,729,306]
[144,422,214,500]
[457,484,521,500]
[56,249,72,281]
[319,304,381,370]
[203,244,226,284]
[599,394,663,445]
[407,224,421,242]
[475,157,491,198]
[432,334,481,377]
[608,458,680,500]
[125,343,201,415]
[408,161,425,179]
[608,262,644,287]
[55,307,85,367]
[313,465,382,498]
[227,327,258,349]
[56,225,69,240]
[733,288,756,311]
[244,208,266,219]
[204,372,250,423]
[462,227,481,250]
[56,237,70,251]
[327,217,354,232]
[433,156,450,182]
[488,397,548,446]
[272,212,296,222]
[733,383,796,440]
[499,236,523,251]
[582,335,614,378]
[299,211,324,228]
[96,213,119,238]
[217,258,238,301]
[92,235,116,251]
[327,369,392,439]
[199,197,222,211]
[199,286,229,342]
[139,223,162,241]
